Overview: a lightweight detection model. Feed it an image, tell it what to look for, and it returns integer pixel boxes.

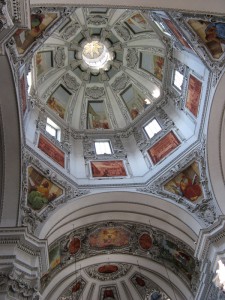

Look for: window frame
[94,140,112,155]
[46,117,61,141]
[144,118,162,139]
[173,69,184,91]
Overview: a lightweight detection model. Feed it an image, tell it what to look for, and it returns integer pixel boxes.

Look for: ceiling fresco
[27,166,63,211]
[85,263,132,281]
[131,272,171,300]
[42,221,199,293]
[164,161,203,203]
[99,285,120,300]
[4,3,225,300]
[13,13,58,54]
[26,8,164,130]
[58,277,86,300]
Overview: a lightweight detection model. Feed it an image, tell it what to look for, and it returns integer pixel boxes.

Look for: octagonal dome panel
[31,8,165,130]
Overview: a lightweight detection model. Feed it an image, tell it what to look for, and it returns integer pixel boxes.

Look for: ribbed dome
[32,8,164,131]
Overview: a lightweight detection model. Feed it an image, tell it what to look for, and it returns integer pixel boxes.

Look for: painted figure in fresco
[204,22,225,57]
[31,14,45,33]
[205,22,225,44]
[47,96,65,119]
[154,56,164,81]
[130,105,139,119]
[28,180,57,210]
[91,116,109,129]
[179,174,202,201]
[14,14,45,53]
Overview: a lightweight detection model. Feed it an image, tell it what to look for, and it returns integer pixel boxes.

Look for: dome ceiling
[6,4,225,300]
[32,8,164,130]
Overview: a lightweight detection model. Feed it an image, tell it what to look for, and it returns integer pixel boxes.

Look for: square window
[46,118,61,141]
[95,141,112,155]
[173,70,184,90]
[144,119,162,139]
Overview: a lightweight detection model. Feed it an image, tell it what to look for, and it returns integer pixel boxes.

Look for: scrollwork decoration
[85,86,105,99]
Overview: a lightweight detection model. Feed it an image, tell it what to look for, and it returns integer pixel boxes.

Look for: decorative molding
[121,281,134,300]
[82,133,127,160]
[54,47,65,68]
[7,271,39,300]
[99,285,120,300]
[20,148,90,233]
[137,138,218,226]
[85,86,105,99]
[130,272,170,300]
[44,221,199,292]
[36,112,70,154]
[114,24,131,41]
[132,107,174,152]
[0,1,13,30]
[111,73,129,92]
[0,228,48,299]
[126,48,138,69]
[63,73,80,92]
[87,15,108,26]
[85,263,131,281]
[58,276,86,300]
[61,22,79,40]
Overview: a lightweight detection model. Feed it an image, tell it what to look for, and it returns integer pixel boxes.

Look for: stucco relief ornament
[87,15,108,26]
[61,23,79,40]
[111,73,129,92]
[70,59,80,71]
[0,273,8,291]
[0,1,13,30]
[7,271,38,298]
[126,48,138,68]
[85,86,105,99]
[212,67,223,87]
[213,260,225,293]
[85,263,131,281]
[114,24,131,41]
[5,37,19,63]
[54,47,65,68]
[63,73,80,92]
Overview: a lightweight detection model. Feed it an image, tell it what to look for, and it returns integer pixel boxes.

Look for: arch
[0,56,21,227]
[207,71,225,215]
[42,254,193,300]
[37,191,200,247]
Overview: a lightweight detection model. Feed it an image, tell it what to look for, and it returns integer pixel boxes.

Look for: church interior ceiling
[2,3,225,299]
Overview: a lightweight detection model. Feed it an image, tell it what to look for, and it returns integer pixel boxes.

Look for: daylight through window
[174,70,184,90]
[27,71,32,94]
[95,141,112,155]
[144,119,162,139]
[46,117,61,141]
